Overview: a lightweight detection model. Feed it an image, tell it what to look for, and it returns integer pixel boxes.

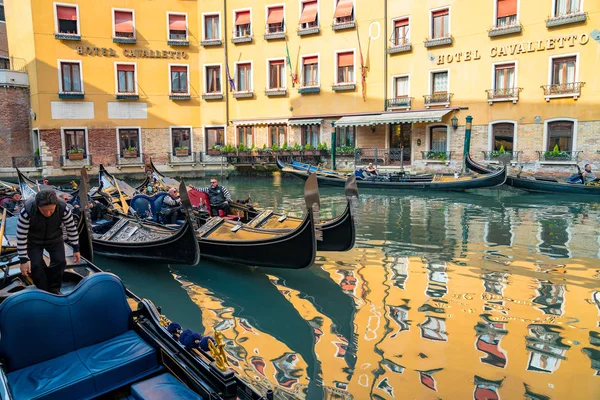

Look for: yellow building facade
[4,0,600,175]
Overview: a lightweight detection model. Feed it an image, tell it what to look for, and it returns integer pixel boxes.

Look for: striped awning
[287,118,323,126]
[233,118,289,126]
[335,110,452,127]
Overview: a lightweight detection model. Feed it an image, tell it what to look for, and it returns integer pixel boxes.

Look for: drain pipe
[383,0,388,112]
[224,0,230,133]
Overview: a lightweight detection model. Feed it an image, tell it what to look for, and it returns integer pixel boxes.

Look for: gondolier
[188,178,232,216]
[16,189,80,293]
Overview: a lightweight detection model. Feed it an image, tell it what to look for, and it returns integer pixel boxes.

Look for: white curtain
[431,128,447,152]
[433,72,448,93]
[395,76,408,97]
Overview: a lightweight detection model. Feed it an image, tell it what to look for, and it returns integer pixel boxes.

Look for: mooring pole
[331,121,337,171]
[462,115,473,174]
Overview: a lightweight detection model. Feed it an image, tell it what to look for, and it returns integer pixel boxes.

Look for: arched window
[547,121,573,151]
[491,123,514,151]
[429,125,447,152]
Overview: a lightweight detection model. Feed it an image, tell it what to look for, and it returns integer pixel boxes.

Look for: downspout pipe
[383,0,388,112]
[224,0,230,132]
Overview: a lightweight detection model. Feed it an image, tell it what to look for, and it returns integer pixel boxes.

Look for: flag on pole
[356,26,367,102]
[224,47,235,91]
[285,39,299,87]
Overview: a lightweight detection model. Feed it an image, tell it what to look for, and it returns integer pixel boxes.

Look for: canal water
[96,175,600,400]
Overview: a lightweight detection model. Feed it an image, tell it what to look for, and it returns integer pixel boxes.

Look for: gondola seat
[131,193,185,225]
[0,273,161,400]
[131,372,204,400]
[192,191,239,221]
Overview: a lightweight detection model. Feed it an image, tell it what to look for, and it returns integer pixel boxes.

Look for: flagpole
[356,25,366,102]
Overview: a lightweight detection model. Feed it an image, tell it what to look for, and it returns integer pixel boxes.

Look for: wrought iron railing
[541,82,584,97]
[482,150,521,162]
[386,96,413,109]
[423,93,453,106]
[421,151,453,162]
[265,23,285,35]
[12,156,42,169]
[355,148,409,166]
[60,154,92,167]
[486,87,522,101]
[537,150,582,162]
[115,152,145,166]
[168,151,197,164]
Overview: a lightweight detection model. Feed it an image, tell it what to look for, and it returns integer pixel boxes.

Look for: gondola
[465,153,600,195]
[277,158,508,191]
[0,183,268,400]
[16,167,73,200]
[136,157,180,193]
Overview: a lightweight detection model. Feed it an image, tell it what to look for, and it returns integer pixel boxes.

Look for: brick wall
[0,86,31,167]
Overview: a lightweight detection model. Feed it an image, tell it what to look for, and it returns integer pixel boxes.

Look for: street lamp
[451,115,458,130]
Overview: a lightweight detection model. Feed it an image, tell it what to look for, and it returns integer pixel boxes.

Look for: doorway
[390,123,411,165]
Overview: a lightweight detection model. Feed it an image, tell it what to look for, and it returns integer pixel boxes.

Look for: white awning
[233,118,288,126]
[287,118,323,126]
[335,110,452,127]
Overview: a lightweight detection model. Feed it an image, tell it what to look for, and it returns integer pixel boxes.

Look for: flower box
[68,153,84,160]
[225,152,236,157]
[175,149,189,157]
[207,149,221,156]
[122,150,138,158]
[238,151,249,157]
[292,151,302,156]
[280,150,291,156]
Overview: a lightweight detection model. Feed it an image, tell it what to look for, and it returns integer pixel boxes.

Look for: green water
[96,177,600,399]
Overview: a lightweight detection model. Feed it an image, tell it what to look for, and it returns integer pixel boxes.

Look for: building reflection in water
[532,280,566,316]
[525,324,571,374]
[473,376,504,400]
[474,314,508,369]
[419,262,449,343]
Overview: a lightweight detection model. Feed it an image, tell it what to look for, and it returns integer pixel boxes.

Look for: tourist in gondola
[366,163,379,176]
[567,164,598,184]
[188,178,232,216]
[4,192,23,213]
[89,199,109,222]
[161,187,184,224]
[16,189,80,293]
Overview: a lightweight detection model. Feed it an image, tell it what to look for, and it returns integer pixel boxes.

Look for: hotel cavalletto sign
[436,32,589,65]
[74,46,188,59]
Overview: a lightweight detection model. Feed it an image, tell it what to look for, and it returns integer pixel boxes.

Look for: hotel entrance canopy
[335,110,452,127]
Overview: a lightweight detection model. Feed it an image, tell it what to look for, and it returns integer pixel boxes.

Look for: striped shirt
[162,195,182,207]
[192,185,231,201]
[17,204,79,260]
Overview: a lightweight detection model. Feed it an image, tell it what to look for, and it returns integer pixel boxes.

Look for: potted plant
[207,145,222,156]
[237,143,249,156]
[67,148,84,160]
[175,146,189,156]
[317,142,329,156]
[122,146,138,158]
[425,151,447,161]
[292,143,303,156]
[303,143,316,155]
[280,142,291,155]
[220,144,236,156]
[543,144,569,161]
[336,146,355,156]
[250,144,259,156]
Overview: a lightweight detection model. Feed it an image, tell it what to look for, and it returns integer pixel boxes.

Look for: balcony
[298,25,320,36]
[0,58,28,87]
[488,23,522,37]
[265,88,287,97]
[482,151,521,163]
[115,152,144,168]
[423,36,453,48]
[486,87,522,104]
[201,38,223,46]
[298,85,320,94]
[546,11,587,27]
[541,82,584,101]
[232,91,254,99]
[168,37,189,46]
[386,96,413,110]
[116,93,139,100]
[59,91,85,100]
[387,39,412,54]
[113,33,136,44]
[202,92,224,100]
[231,33,253,44]
[264,24,286,40]
[537,150,582,164]
[421,151,453,164]
[332,83,356,92]
[332,18,356,31]
[169,92,191,101]
[12,156,42,170]
[168,151,197,166]
[60,154,92,169]
[55,32,81,41]
[423,93,453,108]
[357,148,409,166]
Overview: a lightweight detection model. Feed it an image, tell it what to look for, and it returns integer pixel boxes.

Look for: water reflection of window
[481,271,507,296]
[525,324,570,374]
[474,316,507,368]
[420,316,447,341]
[532,281,565,316]
[485,215,512,247]
[538,217,571,258]
[388,305,410,337]
[390,258,409,290]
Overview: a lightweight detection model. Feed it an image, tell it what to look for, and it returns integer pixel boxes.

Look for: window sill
[424,159,450,165]
[202,93,224,100]
[265,89,287,96]
[332,21,356,31]
[488,97,519,105]
[169,94,191,100]
[116,94,140,100]
[231,36,253,44]
[540,160,578,166]
[298,86,321,94]
[55,33,81,41]
[544,93,580,102]
[168,39,189,46]
[332,83,356,91]
[264,32,286,40]
[113,37,136,44]
[59,92,85,99]
[387,44,412,54]
[425,102,451,108]
[488,24,522,37]
[423,36,453,48]
[298,27,320,36]
[116,156,144,168]
[545,12,587,27]
[201,39,223,46]
[233,91,254,99]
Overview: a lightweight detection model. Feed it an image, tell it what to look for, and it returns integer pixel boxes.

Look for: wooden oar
[112,177,130,215]
[0,208,7,256]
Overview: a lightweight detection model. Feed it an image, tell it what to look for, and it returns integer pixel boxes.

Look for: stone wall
[0,86,31,168]
[0,23,8,59]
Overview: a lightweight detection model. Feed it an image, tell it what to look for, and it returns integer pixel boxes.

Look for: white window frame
[488,120,518,152]
[234,60,254,92]
[204,125,227,152]
[546,52,580,100]
[202,12,222,41]
[203,63,223,94]
[116,126,143,157]
[53,2,81,35]
[32,128,40,153]
[265,3,286,33]
[425,124,450,153]
[114,61,138,95]
[232,7,252,38]
[170,126,194,154]
[111,8,136,39]
[391,15,410,45]
[334,48,356,85]
[391,73,410,98]
[60,126,89,156]
[429,6,451,39]
[266,57,287,90]
[428,68,450,95]
[168,63,190,95]
[166,12,189,41]
[57,59,84,94]
[551,0,584,16]
[299,0,320,28]
[300,53,320,87]
[332,0,356,23]
[0,2,5,24]
[542,117,578,153]
[492,0,520,26]
[491,60,518,90]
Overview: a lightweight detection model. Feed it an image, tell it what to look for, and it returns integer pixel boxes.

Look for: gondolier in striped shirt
[17,189,80,294]
[188,178,232,216]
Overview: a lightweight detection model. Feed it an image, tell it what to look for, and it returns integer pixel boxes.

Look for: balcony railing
[546,11,587,27]
[12,156,42,169]
[387,37,412,54]
[265,88,287,96]
[541,82,584,101]
[482,151,521,162]
[169,92,191,101]
[297,24,320,36]
[231,30,253,43]
[356,148,410,166]
[421,151,453,162]
[386,96,413,110]
[55,32,81,41]
[298,84,320,94]
[486,87,522,104]
[113,32,136,44]
[202,92,224,100]
[537,150,582,162]
[168,151,197,165]
[264,23,286,39]
[423,93,453,108]
[423,36,453,48]
[167,37,189,46]
[488,23,522,37]
[332,17,356,31]
[60,154,92,168]
[201,37,223,46]
[116,152,145,167]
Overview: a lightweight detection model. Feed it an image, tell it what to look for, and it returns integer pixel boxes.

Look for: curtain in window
[303,57,318,86]
[238,64,250,91]
[432,10,449,38]
[207,67,221,92]
[65,130,86,153]
[395,76,409,97]
[433,72,448,93]
[205,16,219,39]
[430,127,447,152]
[553,58,576,85]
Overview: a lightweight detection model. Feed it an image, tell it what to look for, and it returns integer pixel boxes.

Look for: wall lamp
[451,115,458,130]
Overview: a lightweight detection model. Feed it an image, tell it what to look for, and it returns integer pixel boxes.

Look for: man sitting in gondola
[567,164,598,184]
[5,192,24,213]
[188,178,232,217]
[161,187,184,224]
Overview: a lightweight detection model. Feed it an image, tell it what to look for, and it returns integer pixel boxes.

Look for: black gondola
[465,153,600,195]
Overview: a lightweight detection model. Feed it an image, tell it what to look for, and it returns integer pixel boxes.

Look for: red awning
[395,18,408,27]
[333,0,353,19]
[338,52,353,67]
[57,6,77,21]
[270,59,285,66]
[497,0,517,17]
[115,11,134,33]
[432,9,449,17]
[303,56,318,65]
[171,66,187,73]
[267,6,284,24]
[299,1,318,24]
[169,14,187,31]
[117,64,135,72]
[235,11,250,25]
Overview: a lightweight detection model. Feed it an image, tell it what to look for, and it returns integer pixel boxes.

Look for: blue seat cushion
[131,373,205,400]
[76,330,159,393]
[7,352,95,400]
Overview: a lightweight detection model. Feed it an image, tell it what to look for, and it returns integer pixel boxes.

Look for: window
[0,57,9,70]
[429,126,447,152]
[394,76,409,97]
[335,126,355,148]
[56,4,78,35]
[204,14,220,40]
[118,128,141,155]
[496,0,517,26]
[302,125,319,147]
[268,60,285,90]
[170,65,188,94]
[552,56,576,86]
[114,10,134,38]
[547,121,573,151]
[168,13,187,40]
[393,18,409,46]
[302,56,319,86]
[299,1,318,29]
[337,51,354,84]
[0,4,5,22]
[116,64,136,93]
[333,0,354,24]
[234,10,251,37]
[206,127,225,150]
[269,125,287,147]
[172,128,191,155]
[60,61,82,93]
[206,65,222,93]
[237,126,254,147]
[494,63,515,90]
[267,6,284,33]
[64,129,86,155]
[554,0,580,16]
[432,71,448,94]
[236,63,252,92]
[492,123,514,151]
[431,9,449,39]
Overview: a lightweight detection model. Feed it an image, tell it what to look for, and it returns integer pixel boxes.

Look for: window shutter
[117,64,135,72]
[57,6,77,20]
[267,6,284,24]
[169,14,187,30]
[115,11,134,33]
[337,52,354,67]
[333,0,354,19]
[299,1,318,24]
[235,11,251,25]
